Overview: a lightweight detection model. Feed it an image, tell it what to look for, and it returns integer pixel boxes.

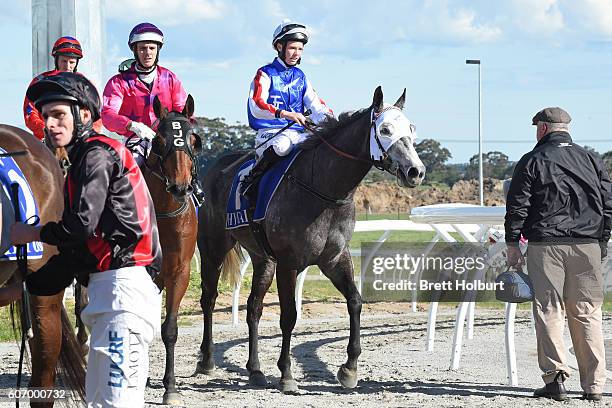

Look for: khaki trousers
[527,243,606,394]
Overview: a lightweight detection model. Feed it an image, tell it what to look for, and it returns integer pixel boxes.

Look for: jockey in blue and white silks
[243,20,333,198]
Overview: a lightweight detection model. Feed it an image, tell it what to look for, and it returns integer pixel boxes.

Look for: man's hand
[281,111,308,126]
[10,223,41,245]
[128,121,156,140]
[600,242,608,262]
[506,245,525,267]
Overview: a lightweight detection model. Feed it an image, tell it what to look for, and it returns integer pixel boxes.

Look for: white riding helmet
[272,19,309,49]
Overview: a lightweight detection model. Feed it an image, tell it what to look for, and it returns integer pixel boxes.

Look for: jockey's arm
[101,76,131,136]
[248,70,279,120]
[23,93,45,141]
[303,78,333,125]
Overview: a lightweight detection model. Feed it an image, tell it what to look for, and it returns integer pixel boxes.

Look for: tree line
[192,116,612,187]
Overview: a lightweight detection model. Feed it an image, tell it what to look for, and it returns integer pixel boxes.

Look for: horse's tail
[220,243,244,289]
[58,304,86,401]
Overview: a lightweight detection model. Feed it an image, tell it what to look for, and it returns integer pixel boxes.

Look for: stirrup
[241,173,260,199]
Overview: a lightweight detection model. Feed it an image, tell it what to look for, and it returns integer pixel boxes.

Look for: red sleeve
[23,77,46,140]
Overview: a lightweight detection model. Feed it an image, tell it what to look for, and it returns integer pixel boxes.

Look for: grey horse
[195,86,426,393]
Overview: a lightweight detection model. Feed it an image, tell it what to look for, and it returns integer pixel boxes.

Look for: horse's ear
[153,96,168,120]
[372,86,383,113]
[394,88,406,110]
[191,133,202,152]
[182,95,195,118]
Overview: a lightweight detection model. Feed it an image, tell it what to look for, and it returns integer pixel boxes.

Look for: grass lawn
[1,213,610,339]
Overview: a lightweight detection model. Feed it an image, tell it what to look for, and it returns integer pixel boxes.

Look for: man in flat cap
[505,107,611,402]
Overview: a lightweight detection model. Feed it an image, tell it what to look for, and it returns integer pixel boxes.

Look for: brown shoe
[581,393,602,402]
[533,372,568,401]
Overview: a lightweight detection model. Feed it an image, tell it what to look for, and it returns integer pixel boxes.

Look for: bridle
[129,115,200,218]
[307,105,413,175]
[289,105,416,205]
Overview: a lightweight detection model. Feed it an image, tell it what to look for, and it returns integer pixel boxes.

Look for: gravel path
[1,306,610,407]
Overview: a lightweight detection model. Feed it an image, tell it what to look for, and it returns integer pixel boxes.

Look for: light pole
[466,59,483,206]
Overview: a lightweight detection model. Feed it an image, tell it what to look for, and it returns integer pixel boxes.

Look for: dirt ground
[1,296,610,407]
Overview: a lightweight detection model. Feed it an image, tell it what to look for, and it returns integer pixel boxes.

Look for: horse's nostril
[407,167,419,178]
[418,170,425,179]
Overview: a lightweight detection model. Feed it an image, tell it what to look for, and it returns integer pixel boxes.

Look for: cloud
[307,0,501,60]
[566,0,612,38]
[417,0,502,44]
[106,0,225,26]
[511,0,564,36]
[262,0,284,19]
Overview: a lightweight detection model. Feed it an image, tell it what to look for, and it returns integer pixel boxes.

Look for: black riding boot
[241,146,282,203]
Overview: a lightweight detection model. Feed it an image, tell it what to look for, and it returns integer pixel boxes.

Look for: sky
[2,0,612,163]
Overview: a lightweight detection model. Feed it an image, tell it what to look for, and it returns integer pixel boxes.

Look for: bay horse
[0,124,85,407]
[195,87,425,392]
[144,95,201,405]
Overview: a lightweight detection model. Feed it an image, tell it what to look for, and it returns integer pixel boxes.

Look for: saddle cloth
[226,149,301,229]
[0,147,43,260]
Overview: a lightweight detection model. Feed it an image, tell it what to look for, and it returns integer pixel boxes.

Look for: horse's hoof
[194,360,215,376]
[278,378,299,394]
[249,371,268,387]
[336,364,358,389]
[162,391,183,406]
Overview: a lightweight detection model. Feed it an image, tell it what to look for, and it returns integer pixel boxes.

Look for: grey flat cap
[532,107,571,125]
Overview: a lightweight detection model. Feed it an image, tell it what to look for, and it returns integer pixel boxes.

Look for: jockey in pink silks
[101,22,205,205]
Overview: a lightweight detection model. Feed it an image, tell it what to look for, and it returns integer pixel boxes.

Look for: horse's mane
[299,107,371,150]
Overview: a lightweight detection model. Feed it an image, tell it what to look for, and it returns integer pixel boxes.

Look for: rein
[290,106,404,205]
[10,183,34,408]
[128,115,197,219]
[143,154,191,219]
[305,106,402,172]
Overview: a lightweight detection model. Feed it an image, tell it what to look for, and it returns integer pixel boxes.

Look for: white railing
[226,203,612,386]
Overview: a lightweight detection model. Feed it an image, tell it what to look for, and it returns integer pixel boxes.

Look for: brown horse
[144,95,201,405]
[0,124,85,407]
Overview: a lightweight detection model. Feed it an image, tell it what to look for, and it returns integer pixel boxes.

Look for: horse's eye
[380,124,394,136]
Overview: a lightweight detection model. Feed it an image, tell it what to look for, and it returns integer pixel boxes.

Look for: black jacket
[505,131,612,244]
[27,132,162,295]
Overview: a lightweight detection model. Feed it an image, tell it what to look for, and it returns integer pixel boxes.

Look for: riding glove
[128,121,156,140]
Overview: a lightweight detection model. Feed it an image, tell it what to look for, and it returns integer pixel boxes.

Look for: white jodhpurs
[80,266,161,408]
[255,128,308,159]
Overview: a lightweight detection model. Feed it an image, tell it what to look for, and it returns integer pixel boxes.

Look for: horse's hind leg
[246,256,276,387]
[195,233,242,375]
[195,245,225,375]
[275,267,299,393]
[74,282,89,356]
[319,249,362,389]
